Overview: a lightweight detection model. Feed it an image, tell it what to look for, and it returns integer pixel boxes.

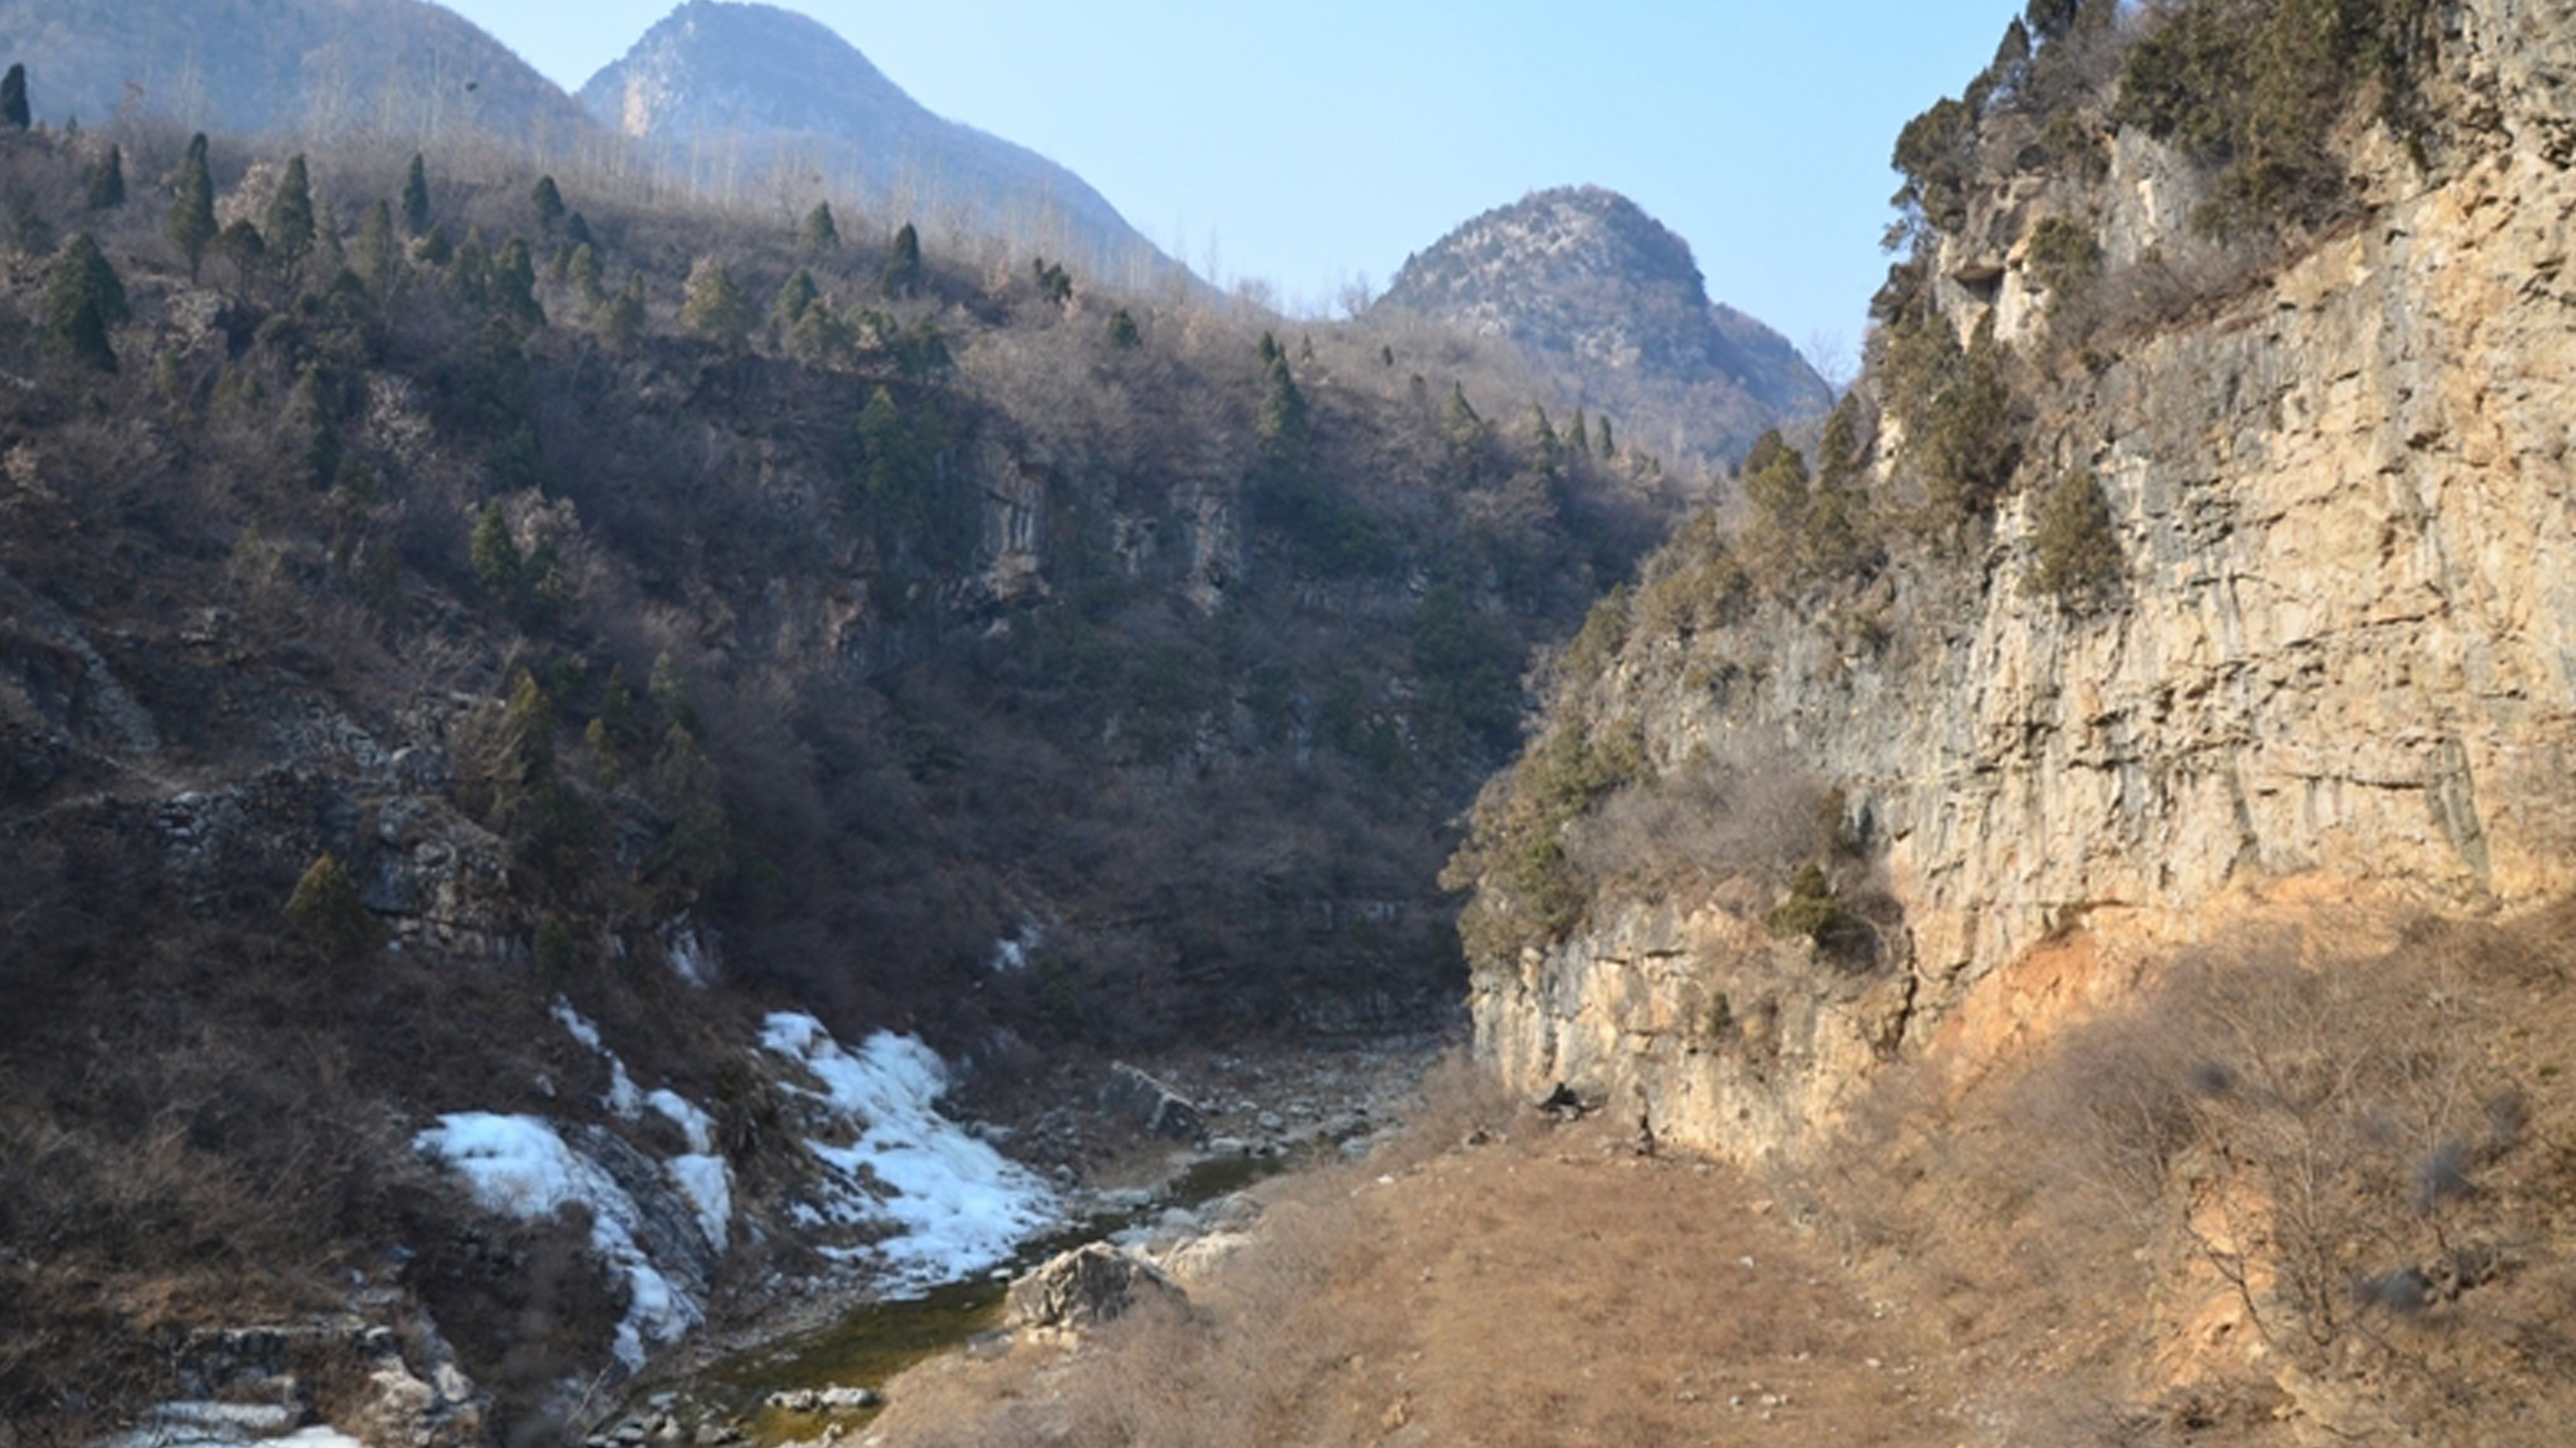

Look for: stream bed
[640,1145,1330,1447]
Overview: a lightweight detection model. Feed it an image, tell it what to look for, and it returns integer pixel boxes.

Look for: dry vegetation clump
[871,1055,1959,1448]
[1805,904,2576,1445]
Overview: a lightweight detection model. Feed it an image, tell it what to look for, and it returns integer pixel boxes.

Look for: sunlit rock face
[1471,1,2576,1164]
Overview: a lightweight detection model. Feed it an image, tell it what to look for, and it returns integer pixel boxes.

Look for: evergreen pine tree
[84,144,123,210]
[166,133,216,281]
[1441,383,1485,452]
[786,301,852,366]
[1595,414,1615,458]
[530,174,565,228]
[568,243,603,309]
[0,65,27,130]
[265,154,316,277]
[601,274,646,351]
[800,201,840,255]
[285,853,381,962]
[416,222,452,268]
[1106,307,1141,349]
[1530,406,1561,469]
[564,211,593,250]
[1569,406,1591,458]
[771,267,819,331]
[6,188,49,255]
[854,385,909,515]
[400,153,430,235]
[469,502,523,602]
[491,236,543,328]
[1254,354,1310,472]
[448,229,489,311]
[216,219,265,290]
[41,233,127,372]
[880,221,922,297]
[355,199,395,295]
[681,258,752,350]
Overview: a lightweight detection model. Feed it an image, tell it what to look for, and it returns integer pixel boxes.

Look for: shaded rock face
[1374,186,1832,463]
[0,0,592,144]
[1473,2,2576,1164]
[579,2,1182,287]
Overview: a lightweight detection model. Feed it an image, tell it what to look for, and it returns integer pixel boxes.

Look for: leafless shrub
[1566,741,1828,906]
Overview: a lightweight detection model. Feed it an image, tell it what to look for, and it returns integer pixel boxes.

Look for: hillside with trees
[0,77,1712,1436]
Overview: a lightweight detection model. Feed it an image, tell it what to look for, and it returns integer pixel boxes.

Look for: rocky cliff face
[1374,186,1830,465]
[1468,0,2576,1164]
[580,2,1186,289]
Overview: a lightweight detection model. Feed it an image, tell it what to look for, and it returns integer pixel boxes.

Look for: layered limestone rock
[1475,1,2576,1163]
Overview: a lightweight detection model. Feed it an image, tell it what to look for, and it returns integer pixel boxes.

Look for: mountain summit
[580,1,1182,286]
[1375,186,1829,463]
[0,0,590,142]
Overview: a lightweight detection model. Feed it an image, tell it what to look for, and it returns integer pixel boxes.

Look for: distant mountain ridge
[1375,186,1830,464]
[0,0,591,145]
[579,1,1186,289]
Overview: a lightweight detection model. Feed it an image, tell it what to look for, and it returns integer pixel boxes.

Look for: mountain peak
[579,2,1180,285]
[1376,187,1827,463]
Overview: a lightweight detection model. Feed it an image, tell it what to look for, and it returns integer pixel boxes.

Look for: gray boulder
[1099,1063,1203,1140]
[1005,1243,1183,1331]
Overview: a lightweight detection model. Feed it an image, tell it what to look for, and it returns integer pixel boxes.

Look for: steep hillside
[0,0,593,145]
[1451,0,2576,1436]
[1373,186,1832,465]
[0,112,1655,1441]
[580,2,1188,292]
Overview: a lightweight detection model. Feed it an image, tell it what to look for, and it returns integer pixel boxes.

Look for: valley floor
[863,1077,1965,1448]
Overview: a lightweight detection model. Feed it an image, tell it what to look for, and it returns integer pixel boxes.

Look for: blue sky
[437,1,2024,366]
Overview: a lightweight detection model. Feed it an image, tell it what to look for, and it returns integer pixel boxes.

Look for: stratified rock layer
[1474,0,2576,1163]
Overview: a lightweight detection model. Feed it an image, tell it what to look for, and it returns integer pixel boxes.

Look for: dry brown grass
[871,1058,1958,1448]
[1796,901,2576,1447]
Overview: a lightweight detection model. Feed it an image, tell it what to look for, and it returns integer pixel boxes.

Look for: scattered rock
[1536,1082,1590,1119]
[1100,1063,1204,1140]
[763,1386,882,1413]
[1005,1242,1183,1331]
[1201,1192,1263,1231]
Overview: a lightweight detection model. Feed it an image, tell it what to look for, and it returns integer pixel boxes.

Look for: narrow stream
[662,1147,1320,1444]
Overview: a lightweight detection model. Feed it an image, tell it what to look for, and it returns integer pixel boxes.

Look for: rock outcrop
[1005,1243,1182,1332]
[1467,0,2576,1164]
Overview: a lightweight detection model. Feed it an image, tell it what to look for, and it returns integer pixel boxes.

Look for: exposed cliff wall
[1467,0,2576,1164]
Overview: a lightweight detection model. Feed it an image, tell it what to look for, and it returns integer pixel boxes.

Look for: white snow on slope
[412,1114,699,1368]
[551,1002,734,1250]
[669,1152,732,1248]
[551,999,643,1115]
[760,1013,1059,1294]
[646,1087,715,1151]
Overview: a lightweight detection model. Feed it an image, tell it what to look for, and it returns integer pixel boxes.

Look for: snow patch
[666,921,716,987]
[990,921,1042,973]
[669,1153,732,1248]
[760,1013,1058,1294]
[553,999,646,1117]
[412,1114,700,1368]
[646,1088,715,1152]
